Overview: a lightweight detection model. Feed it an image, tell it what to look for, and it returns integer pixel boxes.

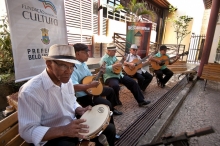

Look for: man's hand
[89,81,100,88]
[113,62,122,70]
[100,67,106,74]
[156,59,161,64]
[62,119,89,139]
[75,106,92,116]
[128,62,135,70]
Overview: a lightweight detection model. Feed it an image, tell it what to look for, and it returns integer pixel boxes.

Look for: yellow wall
[164,0,204,53]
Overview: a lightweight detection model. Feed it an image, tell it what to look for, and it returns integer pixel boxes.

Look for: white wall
[106,19,127,38]
[209,15,220,63]
[0,0,6,18]
[200,9,211,35]
[163,0,205,53]
[167,0,204,35]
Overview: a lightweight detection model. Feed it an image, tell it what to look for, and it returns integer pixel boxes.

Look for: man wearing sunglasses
[124,44,153,92]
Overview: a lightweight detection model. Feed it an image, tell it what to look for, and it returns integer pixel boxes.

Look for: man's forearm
[74,84,92,91]
[42,126,65,141]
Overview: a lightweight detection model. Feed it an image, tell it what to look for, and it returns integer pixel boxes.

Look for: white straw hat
[106,43,118,50]
[42,44,80,64]
[130,44,138,49]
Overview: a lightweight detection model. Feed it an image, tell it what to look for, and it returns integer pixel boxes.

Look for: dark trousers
[105,75,145,104]
[154,68,174,85]
[44,123,116,146]
[133,71,153,91]
[100,86,120,107]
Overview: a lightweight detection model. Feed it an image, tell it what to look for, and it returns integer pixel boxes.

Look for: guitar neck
[169,53,185,60]
[136,55,149,65]
[94,71,102,81]
[94,62,105,81]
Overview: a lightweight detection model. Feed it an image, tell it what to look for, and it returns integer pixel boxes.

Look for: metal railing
[112,33,186,59]
[113,33,128,57]
[187,34,206,64]
[102,4,157,31]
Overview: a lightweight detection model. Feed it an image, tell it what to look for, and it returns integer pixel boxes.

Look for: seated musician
[124,44,153,92]
[18,44,116,146]
[100,43,151,107]
[151,45,180,88]
[71,43,122,116]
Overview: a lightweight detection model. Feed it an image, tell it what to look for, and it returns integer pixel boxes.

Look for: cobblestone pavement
[163,80,220,146]
[113,74,182,135]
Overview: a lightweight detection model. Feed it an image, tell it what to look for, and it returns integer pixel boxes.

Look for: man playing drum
[18,44,116,146]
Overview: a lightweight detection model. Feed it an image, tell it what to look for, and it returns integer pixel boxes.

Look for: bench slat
[6,134,25,146]
[0,112,18,133]
[167,61,188,74]
[201,64,220,81]
[0,123,19,145]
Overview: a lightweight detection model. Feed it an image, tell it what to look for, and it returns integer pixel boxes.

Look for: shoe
[141,90,146,94]
[115,134,120,140]
[161,83,165,88]
[138,100,151,107]
[117,100,122,105]
[113,109,123,115]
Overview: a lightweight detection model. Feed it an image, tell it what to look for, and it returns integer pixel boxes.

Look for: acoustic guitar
[123,52,156,76]
[82,62,106,96]
[112,53,127,74]
[151,51,189,70]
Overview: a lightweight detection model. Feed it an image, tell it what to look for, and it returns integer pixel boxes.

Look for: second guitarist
[151,45,180,88]
[124,44,153,92]
[71,43,123,117]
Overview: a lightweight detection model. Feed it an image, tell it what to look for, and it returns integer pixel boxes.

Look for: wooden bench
[0,111,29,146]
[167,60,197,80]
[150,61,197,86]
[201,63,220,90]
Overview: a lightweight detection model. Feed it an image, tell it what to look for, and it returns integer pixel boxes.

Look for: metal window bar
[215,50,220,63]
[187,34,206,64]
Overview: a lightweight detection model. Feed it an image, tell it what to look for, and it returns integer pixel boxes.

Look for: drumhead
[79,104,110,138]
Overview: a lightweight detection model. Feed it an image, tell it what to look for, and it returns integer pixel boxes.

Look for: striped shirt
[125,53,147,74]
[18,69,80,146]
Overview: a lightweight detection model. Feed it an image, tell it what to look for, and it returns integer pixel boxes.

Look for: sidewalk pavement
[137,79,220,146]
[162,79,220,146]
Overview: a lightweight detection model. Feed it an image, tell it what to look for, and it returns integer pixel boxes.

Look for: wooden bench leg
[204,79,207,91]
